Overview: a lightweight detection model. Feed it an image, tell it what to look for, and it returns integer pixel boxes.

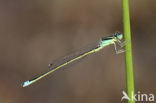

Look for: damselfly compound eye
[114,32,123,40]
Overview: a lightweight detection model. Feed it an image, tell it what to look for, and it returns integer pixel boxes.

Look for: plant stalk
[122,0,135,103]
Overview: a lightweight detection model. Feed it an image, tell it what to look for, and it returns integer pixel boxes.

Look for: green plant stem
[122,0,135,103]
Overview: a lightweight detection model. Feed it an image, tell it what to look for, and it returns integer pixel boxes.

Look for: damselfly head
[114,32,123,40]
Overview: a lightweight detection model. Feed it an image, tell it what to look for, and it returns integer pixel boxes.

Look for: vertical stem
[122,0,135,103]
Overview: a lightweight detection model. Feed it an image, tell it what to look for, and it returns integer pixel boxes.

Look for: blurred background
[0,0,156,103]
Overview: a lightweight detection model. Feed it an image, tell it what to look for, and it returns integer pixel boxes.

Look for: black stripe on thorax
[101,36,113,41]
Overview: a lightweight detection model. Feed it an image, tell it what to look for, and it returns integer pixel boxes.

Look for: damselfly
[22,32,126,87]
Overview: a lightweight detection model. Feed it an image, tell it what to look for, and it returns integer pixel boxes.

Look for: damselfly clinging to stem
[22,32,126,87]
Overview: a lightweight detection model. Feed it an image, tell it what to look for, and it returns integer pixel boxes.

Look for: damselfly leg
[117,39,129,48]
[113,40,128,54]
